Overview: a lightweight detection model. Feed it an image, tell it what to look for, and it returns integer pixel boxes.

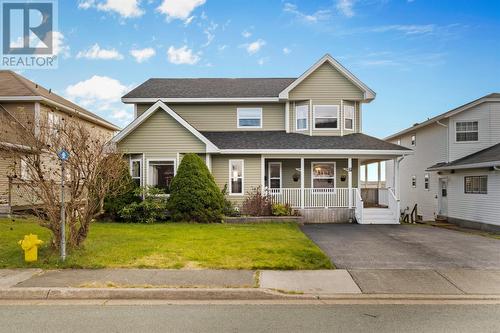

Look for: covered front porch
[260,155,402,224]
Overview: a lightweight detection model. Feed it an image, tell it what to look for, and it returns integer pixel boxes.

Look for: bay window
[148,160,175,193]
[344,105,354,130]
[296,105,308,131]
[313,105,339,129]
[130,158,142,187]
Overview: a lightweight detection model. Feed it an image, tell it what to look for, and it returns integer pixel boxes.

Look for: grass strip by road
[0,218,332,270]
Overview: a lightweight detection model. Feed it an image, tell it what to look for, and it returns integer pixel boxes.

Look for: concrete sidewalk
[1,268,500,299]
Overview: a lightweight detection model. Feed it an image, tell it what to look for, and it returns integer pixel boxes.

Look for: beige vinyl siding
[0,102,35,145]
[265,158,358,188]
[211,154,261,206]
[136,104,152,117]
[119,109,206,155]
[136,103,286,131]
[0,152,13,204]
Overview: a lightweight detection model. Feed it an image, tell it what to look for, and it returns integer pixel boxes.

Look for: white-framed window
[397,138,401,145]
[464,175,487,194]
[424,173,430,190]
[344,105,355,130]
[411,134,416,146]
[130,158,142,187]
[268,162,282,191]
[237,108,262,128]
[296,105,309,131]
[411,175,417,188]
[456,121,478,142]
[229,160,244,195]
[313,105,339,130]
[47,112,60,138]
[20,158,29,180]
[311,162,336,190]
[147,159,176,194]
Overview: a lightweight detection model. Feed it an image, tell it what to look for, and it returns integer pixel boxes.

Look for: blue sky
[20,0,500,138]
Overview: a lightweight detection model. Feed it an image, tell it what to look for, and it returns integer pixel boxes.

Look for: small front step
[361,208,399,224]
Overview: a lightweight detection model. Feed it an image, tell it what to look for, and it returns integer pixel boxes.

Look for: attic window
[237,108,262,128]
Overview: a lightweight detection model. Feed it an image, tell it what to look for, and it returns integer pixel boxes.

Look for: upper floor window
[464,175,487,194]
[296,105,308,131]
[424,173,430,190]
[313,105,339,129]
[237,108,262,128]
[456,121,478,142]
[344,105,355,130]
[411,134,416,146]
[397,138,401,145]
[411,175,417,188]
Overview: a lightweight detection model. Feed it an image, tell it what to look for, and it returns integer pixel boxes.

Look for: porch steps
[361,208,399,225]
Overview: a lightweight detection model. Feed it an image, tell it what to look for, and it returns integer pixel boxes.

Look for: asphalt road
[1,303,499,332]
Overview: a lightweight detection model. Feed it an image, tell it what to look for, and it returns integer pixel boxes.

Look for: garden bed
[224,216,303,224]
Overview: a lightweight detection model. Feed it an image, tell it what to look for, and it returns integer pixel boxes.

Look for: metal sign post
[58,149,70,261]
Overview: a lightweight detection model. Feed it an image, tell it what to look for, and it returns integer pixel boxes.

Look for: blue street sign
[58,149,70,161]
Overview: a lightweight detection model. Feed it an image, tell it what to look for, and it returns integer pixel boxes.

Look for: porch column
[261,155,265,192]
[392,158,398,197]
[348,158,353,209]
[205,153,212,172]
[364,163,368,188]
[300,157,305,209]
[395,158,401,199]
[377,161,381,188]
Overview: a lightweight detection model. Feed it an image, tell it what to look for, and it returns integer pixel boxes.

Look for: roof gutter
[427,161,500,171]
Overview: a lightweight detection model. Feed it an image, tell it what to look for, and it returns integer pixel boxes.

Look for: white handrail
[268,188,353,209]
[354,189,364,224]
[387,188,400,223]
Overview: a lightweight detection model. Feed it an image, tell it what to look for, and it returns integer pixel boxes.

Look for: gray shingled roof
[428,142,500,170]
[123,78,297,99]
[201,131,411,151]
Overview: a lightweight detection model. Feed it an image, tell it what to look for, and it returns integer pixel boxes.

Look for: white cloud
[283,47,291,55]
[53,31,70,58]
[202,21,218,47]
[257,57,268,66]
[242,30,252,38]
[157,0,206,22]
[283,3,330,23]
[167,45,200,65]
[218,44,228,51]
[78,0,144,18]
[130,47,156,63]
[370,24,436,35]
[244,39,266,55]
[77,44,124,60]
[337,0,355,18]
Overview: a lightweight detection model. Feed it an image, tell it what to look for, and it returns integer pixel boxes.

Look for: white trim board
[278,54,376,101]
[122,97,280,103]
[112,100,219,153]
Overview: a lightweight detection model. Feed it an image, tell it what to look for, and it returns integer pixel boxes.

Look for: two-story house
[385,93,500,231]
[113,54,410,223]
[0,70,119,214]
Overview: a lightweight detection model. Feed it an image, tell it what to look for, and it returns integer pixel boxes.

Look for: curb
[1,288,500,301]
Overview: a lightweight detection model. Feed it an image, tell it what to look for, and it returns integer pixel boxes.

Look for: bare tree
[1,106,128,249]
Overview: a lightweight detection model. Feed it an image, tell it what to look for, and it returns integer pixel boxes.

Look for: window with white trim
[411,134,416,146]
[397,138,401,145]
[424,173,430,190]
[344,105,355,130]
[456,121,478,142]
[237,108,262,128]
[411,175,417,188]
[464,176,487,194]
[130,158,142,187]
[268,162,282,190]
[229,160,244,195]
[47,112,60,138]
[314,105,339,129]
[20,158,29,180]
[148,160,175,193]
[296,105,308,131]
[311,162,336,189]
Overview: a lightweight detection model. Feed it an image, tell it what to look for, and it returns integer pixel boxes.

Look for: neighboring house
[385,93,500,231]
[0,70,119,214]
[113,54,410,223]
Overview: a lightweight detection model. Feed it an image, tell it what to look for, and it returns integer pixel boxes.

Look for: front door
[438,178,448,216]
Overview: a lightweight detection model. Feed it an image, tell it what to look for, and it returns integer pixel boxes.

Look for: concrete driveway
[301,224,500,269]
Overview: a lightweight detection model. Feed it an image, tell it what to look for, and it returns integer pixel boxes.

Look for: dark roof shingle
[123,78,297,99]
[201,131,411,151]
[428,142,500,170]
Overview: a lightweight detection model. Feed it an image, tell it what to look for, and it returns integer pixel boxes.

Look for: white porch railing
[386,187,400,223]
[268,188,360,209]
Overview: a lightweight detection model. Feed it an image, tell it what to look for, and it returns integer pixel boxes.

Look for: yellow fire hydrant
[18,234,43,262]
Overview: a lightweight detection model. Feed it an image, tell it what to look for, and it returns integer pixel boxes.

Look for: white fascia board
[121,97,280,104]
[427,161,500,171]
[218,149,412,155]
[112,100,219,153]
[0,96,41,101]
[385,97,500,141]
[278,54,376,101]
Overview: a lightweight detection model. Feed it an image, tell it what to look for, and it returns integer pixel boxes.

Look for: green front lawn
[0,218,332,270]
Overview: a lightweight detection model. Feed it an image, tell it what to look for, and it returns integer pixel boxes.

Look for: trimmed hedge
[168,153,224,223]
